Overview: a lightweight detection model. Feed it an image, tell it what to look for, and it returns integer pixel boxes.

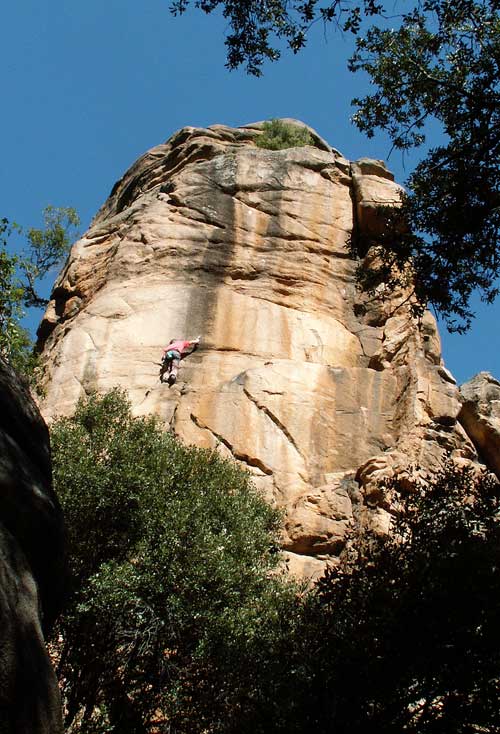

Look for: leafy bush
[51,391,499,733]
[0,219,35,375]
[294,462,500,733]
[0,207,78,380]
[50,390,299,733]
[255,119,314,150]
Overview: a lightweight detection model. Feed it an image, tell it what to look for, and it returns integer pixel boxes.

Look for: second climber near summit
[160,336,200,385]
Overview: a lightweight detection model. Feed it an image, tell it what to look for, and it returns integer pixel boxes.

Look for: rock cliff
[37,121,481,577]
[459,372,500,478]
[0,357,66,733]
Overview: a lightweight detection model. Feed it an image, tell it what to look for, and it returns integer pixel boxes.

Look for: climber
[160,336,200,385]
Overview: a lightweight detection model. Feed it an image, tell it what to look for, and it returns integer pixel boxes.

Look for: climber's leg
[159,358,172,383]
[167,356,181,385]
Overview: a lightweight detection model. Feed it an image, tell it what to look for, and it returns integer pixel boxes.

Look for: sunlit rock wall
[37,121,477,577]
[459,372,500,479]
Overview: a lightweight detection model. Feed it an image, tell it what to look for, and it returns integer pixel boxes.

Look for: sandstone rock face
[0,358,66,733]
[459,372,500,479]
[37,121,477,578]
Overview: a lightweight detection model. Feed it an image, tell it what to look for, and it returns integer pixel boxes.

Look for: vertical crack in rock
[169,402,179,431]
[242,387,305,464]
[190,412,274,476]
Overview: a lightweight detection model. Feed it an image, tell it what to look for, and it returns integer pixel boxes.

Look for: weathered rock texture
[459,372,500,479]
[37,120,480,577]
[0,357,66,733]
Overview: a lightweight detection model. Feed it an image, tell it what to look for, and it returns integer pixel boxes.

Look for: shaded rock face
[0,358,65,733]
[459,372,500,479]
[37,121,477,577]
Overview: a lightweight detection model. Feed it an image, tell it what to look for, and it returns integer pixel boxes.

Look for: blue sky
[1,0,498,384]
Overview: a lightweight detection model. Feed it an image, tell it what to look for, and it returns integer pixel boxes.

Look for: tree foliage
[295,461,500,733]
[170,0,383,76]
[0,218,32,374]
[0,206,78,375]
[255,119,315,149]
[21,205,80,308]
[349,0,500,331]
[51,391,500,732]
[50,389,298,734]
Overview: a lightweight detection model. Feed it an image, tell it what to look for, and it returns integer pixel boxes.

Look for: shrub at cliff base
[51,392,500,733]
[295,462,500,734]
[255,119,314,150]
[50,389,300,734]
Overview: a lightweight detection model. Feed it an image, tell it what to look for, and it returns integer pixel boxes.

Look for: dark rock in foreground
[0,357,66,733]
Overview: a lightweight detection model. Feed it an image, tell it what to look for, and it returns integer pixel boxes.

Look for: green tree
[349,0,500,331]
[295,461,500,733]
[50,389,299,734]
[170,0,382,76]
[0,206,79,375]
[21,205,80,308]
[0,218,32,374]
[255,119,315,150]
[50,395,500,733]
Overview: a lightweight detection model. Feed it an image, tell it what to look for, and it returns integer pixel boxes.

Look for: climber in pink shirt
[160,336,200,385]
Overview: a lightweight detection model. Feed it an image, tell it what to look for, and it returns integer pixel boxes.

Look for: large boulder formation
[0,357,66,733]
[459,372,500,479]
[37,120,478,577]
